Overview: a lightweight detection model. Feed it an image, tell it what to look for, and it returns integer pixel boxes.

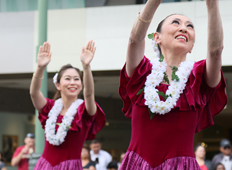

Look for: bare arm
[81,40,97,116]
[30,42,52,111]
[11,146,29,166]
[126,0,162,77]
[205,0,223,87]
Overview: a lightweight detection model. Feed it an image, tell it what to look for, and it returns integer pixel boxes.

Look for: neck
[61,96,78,110]
[162,50,187,67]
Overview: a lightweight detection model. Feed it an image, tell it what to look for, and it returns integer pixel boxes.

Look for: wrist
[82,63,91,70]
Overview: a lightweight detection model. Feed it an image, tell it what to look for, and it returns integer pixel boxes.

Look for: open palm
[80,40,96,66]
[37,42,52,68]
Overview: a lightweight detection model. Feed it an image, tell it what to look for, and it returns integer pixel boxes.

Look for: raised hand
[80,40,96,67]
[37,42,52,68]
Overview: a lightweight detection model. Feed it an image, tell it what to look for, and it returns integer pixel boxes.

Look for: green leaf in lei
[157,91,172,100]
[159,54,164,62]
[170,66,179,82]
[148,33,154,40]
[136,87,144,95]
[163,72,169,84]
[149,109,156,119]
[56,123,71,130]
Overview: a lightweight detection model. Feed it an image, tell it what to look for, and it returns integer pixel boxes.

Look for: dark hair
[107,161,118,169]
[194,143,206,152]
[53,64,82,100]
[90,139,101,145]
[156,14,185,55]
[215,163,225,170]
[82,144,91,161]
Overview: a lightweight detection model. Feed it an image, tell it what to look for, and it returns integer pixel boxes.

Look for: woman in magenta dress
[119,0,227,169]
[30,40,105,169]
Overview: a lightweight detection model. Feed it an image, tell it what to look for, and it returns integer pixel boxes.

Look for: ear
[153,32,161,44]
[56,82,61,90]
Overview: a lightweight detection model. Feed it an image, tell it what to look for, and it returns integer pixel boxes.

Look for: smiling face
[195,146,206,159]
[154,14,195,56]
[56,68,82,99]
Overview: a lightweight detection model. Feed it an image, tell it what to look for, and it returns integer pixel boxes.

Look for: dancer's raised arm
[80,40,97,116]
[126,0,162,77]
[205,0,223,87]
[30,42,51,111]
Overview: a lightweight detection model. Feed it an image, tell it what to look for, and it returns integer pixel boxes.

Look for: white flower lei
[144,58,194,115]
[45,98,83,145]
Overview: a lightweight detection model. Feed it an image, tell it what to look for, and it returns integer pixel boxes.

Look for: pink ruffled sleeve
[189,60,227,132]
[119,56,152,119]
[38,98,55,129]
[73,101,106,140]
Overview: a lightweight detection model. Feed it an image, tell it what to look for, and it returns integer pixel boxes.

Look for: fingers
[47,42,51,52]
[93,46,96,56]
[91,41,95,52]
[39,46,42,54]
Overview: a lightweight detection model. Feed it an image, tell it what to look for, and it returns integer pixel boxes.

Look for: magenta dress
[119,57,227,170]
[34,99,105,170]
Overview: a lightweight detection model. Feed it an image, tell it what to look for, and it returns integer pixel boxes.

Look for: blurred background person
[82,144,96,170]
[0,151,7,170]
[117,152,125,169]
[11,133,35,170]
[216,163,226,170]
[90,139,112,170]
[107,161,118,170]
[211,139,232,170]
[195,143,211,170]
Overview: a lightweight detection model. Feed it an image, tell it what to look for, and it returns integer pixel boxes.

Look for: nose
[70,78,75,84]
[179,24,187,33]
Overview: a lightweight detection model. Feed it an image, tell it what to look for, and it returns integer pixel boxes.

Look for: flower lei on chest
[45,98,83,146]
[137,33,194,119]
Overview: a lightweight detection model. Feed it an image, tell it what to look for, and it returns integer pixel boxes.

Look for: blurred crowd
[195,139,232,170]
[1,136,232,170]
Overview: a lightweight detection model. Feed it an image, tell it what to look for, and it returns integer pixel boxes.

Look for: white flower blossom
[144,58,194,115]
[53,73,59,88]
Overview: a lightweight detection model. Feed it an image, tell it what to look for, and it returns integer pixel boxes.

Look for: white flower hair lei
[53,73,58,88]
[151,40,160,58]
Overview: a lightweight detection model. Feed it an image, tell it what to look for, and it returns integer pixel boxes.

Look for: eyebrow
[63,75,80,78]
[172,18,194,25]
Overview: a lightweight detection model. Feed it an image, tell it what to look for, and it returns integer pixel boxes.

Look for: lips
[68,87,77,92]
[175,34,188,42]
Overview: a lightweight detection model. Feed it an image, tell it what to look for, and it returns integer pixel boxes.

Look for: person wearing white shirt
[90,139,112,170]
[211,139,232,170]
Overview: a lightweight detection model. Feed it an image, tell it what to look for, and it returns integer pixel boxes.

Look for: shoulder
[100,150,112,157]
[16,145,25,151]
[212,153,223,160]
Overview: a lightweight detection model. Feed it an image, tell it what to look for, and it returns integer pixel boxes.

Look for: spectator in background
[216,163,226,170]
[107,161,118,170]
[117,152,125,169]
[0,151,7,170]
[11,133,35,170]
[195,143,211,170]
[90,139,112,170]
[82,144,96,170]
[211,139,232,170]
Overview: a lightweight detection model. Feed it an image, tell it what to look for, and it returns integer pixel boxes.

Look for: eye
[187,24,194,29]
[65,77,70,80]
[75,78,79,81]
[172,20,179,24]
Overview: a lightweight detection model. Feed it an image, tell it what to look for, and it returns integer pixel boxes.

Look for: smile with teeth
[68,87,77,92]
[175,35,187,42]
